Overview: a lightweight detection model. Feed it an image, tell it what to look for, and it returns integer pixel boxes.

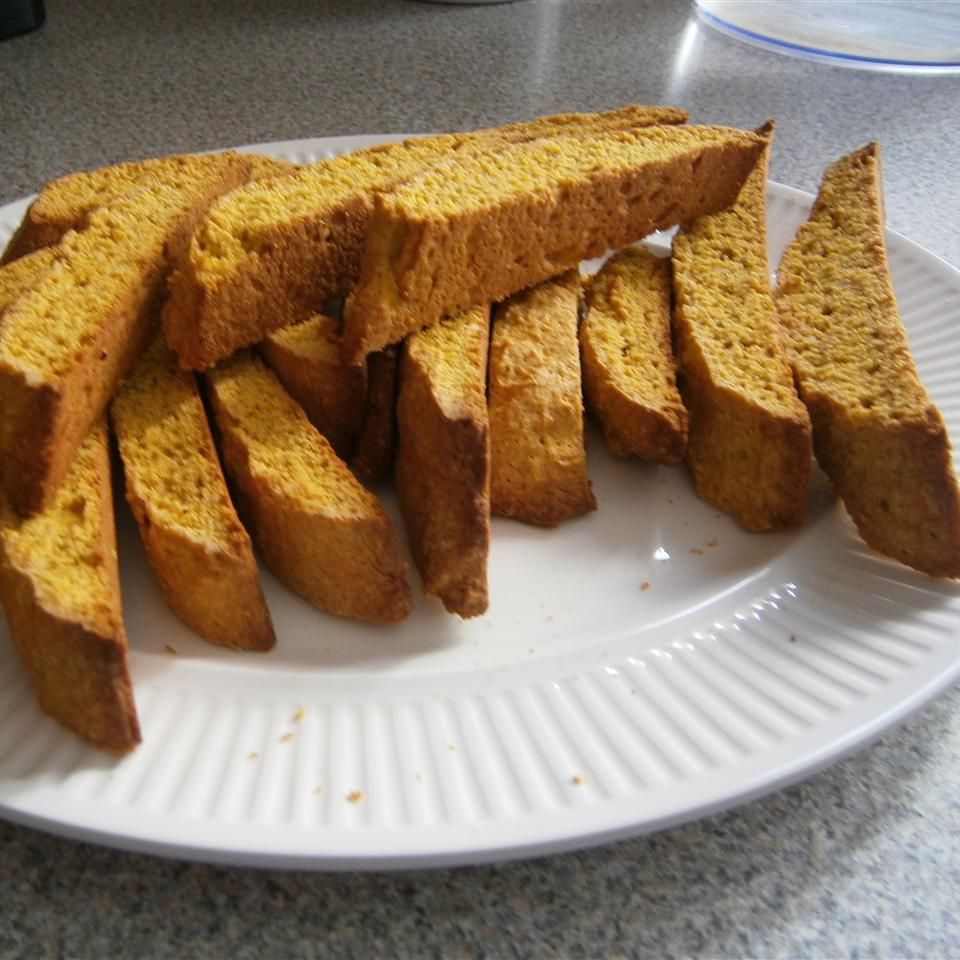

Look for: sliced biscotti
[490,270,596,526]
[261,312,367,460]
[775,143,960,575]
[0,420,140,753]
[672,125,812,531]
[0,159,250,517]
[164,105,686,370]
[205,352,412,622]
[1,151,289,265]
[342,124,765,362]
[580,247,688,463]
[112,335,275,650]
[396,305,491,617]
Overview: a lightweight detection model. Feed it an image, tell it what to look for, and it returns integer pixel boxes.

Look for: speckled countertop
[2,1,960,956]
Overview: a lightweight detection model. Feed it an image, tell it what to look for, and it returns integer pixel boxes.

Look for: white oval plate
[1,135,959,870]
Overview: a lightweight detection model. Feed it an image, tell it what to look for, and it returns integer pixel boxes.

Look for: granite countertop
[2,1,960,956]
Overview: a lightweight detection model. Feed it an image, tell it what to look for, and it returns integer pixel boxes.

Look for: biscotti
[489,270,596,526]
[580,247,688,462]
[351,346,399,481]
[342,124,765,361]
[0,158,250,517]
[672,123,812,531]
[396,305,491,617]
[261,311,367,460]
[1,151,291,265]
[775,143,960,575]
[205,352,412,622]
[0,420,140,753]
[112,335,275,650]
[164,105,686,370]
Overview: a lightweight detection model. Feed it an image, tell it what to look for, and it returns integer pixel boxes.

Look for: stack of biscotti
[164,104,690,370]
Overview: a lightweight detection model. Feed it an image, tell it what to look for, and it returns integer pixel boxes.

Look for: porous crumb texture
[261,311,367,460]
[580,246,688,462]
[0,246,58,309]
[0,420,140,752]
[672,127,812,531]
[0,155,251,516]
[0,151,263,265]
[112,335,274,650]
[489,270,596,527]
[1,424,118,633]
[775,143,960,575]
[396,305,491,617]
[164,105,690,370]
[343,124,764,361]
[205,353,412,622]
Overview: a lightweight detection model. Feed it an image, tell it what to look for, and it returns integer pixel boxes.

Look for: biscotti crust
[396,305,491,618]
[672,122,812,531]
[775,143,960,575]
[351,346,399,481]
[0,421,140,753]
[205,353,412,623]
[580,247,688,462]
[0,158,251,517]
[490,270,596,527]
[342,124,765,362]
[112,336,275,651]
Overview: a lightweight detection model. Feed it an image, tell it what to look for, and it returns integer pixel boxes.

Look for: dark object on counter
[0,0,44,40]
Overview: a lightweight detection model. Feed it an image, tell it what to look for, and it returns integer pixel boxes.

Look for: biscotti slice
[1,151,287,264]
[164,106,686,370]
[261,312,367,460]
[342,124,765,362]
[490,270,596,526]
[0,246,58,309]
[580,247,688,463]
[351,346,399,481]
[672,125,812,531]
[396,305,491,617]
[0,420,140,753]
[0,159,250,517]
[112,335,275,650]
[205,352,412,622]
[775,144,960,575]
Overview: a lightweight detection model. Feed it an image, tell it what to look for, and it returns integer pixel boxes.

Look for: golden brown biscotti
[775,143,960,575]
[580,247,688,463]
[351,346,399,482]
[672,123,812,531]
[396,305,491,618]
[112,335,275,650]
[0,421,140,753]
[0,151,290,265]
[342,124,765,362]
[164,105,687,370]
[0,156,251,517]
[489,270,596,526]
[261,312,367,460]
[0,246,58,310]
[205,352,412,622]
